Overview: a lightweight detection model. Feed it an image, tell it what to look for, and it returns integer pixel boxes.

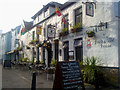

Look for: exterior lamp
[98,22,104,31]
[98,22,108,31]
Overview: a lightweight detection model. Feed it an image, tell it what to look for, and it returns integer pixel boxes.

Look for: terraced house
[11,0,120,86]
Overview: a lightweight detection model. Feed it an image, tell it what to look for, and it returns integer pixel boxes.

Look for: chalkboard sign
[53,61,85,90]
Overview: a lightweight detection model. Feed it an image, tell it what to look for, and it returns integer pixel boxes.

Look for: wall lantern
[98,22,108,31]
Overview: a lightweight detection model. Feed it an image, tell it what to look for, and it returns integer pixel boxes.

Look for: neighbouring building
[0,33,5,63]
[0,30,2,34]
[8,25,21,62]
[17,20,33,62]
[3,31,12,67]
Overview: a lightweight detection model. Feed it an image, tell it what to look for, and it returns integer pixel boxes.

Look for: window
[45,10,49,17]
[86,2,94,17]
[64,14,69,29]
[38,16,39,22]
[32,31,35,40]
[75,7,82,24]
[63,41,69,61]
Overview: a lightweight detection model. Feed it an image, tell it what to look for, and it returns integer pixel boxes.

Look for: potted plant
[40,60,45,65]
[71,22,82,33]
[29,40,35,45]
[22,57,28,62]
[80,56,103,85]
[59,28,68,37]
[36,42,42,47]
[87,31,95,37]
[50,59,57,67]
[34,39,39,44]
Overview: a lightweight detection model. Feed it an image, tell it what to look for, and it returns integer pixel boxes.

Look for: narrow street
[2,66,53,89]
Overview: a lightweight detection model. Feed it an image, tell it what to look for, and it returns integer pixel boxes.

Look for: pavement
[2,66,53,89]
[1,65,120,90]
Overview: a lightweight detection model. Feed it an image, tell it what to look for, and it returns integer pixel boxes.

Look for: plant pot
[87,31,95,37]
[71,27,82,33]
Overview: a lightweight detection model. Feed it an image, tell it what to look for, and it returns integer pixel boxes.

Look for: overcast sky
[0,0,68,33]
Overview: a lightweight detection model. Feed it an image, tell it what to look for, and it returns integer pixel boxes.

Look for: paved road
[2,65,119,90]
[2,66,53,89]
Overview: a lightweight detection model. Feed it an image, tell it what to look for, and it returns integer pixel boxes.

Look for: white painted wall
[20,1,119,67]
[37,2,119,67]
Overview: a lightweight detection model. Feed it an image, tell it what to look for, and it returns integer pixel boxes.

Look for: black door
[47,43,52,67]
[75,46,83,62]
[43,48,45,65]
[63,41,69,61]
[55,40,59,61]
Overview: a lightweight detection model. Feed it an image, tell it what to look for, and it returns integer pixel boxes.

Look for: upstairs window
[75,7,82,24]
[64,14,69,29]
[86,2,94,17]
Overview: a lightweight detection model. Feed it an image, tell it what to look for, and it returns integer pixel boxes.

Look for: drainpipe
[32,31,35,64]
[36,34,39,64]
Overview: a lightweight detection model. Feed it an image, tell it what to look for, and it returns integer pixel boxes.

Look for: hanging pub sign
[47,25,55,38]
[36,26,42,35]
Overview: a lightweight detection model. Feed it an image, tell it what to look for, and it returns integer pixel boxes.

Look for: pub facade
[17,1,120,75]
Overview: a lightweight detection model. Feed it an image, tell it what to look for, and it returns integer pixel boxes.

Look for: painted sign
[48,27,55,38]
[36,26,42,35]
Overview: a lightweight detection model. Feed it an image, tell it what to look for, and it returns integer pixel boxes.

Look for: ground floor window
[63,41,69,61]
[74,38,83,62]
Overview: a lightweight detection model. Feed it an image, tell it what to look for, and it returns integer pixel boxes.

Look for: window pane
[75,7,82,15]
[75,7,82,24]
[64,14,69,29]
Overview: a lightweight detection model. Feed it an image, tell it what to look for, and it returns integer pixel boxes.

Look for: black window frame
[74,6,82,25]
[86,2,94,17]
[63,14,69,29]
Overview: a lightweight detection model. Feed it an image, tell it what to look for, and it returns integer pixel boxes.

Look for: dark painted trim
[31,2,76,29]
[99,66,119,69]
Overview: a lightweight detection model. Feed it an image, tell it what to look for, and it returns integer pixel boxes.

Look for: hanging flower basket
[71,22,83,33]
[59,28,68,37]
[36,43,42,47]
[87,31,95,37]
[34,39,39,44]
[29,40,35,45]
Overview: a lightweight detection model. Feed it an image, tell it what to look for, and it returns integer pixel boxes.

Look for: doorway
[74,38,83,62]
[63,41,69,61]
[47,43,52,67]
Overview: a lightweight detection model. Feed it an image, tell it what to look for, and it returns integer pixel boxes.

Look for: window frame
[74,6,82,25]
[63,14,69,29]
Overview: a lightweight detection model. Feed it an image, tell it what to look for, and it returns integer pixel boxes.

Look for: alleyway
[2,66,53,89]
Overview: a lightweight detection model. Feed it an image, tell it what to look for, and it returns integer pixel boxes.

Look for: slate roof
[31,2,76,29]
[31,2,62,19]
